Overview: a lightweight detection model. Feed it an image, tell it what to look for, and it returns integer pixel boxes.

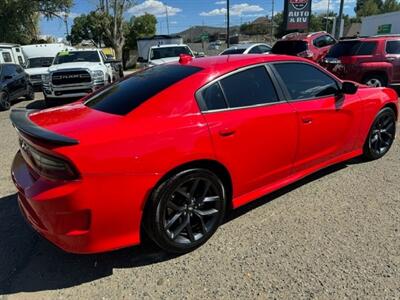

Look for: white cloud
[200,3,263,17]
[67,12,80,19]
[128,0,182,17]
[215,1,226,4]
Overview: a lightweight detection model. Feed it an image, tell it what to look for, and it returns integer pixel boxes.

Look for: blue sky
[40,0,357,38]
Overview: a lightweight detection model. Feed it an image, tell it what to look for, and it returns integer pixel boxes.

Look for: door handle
[218,128,235,137]
[302,117,313,124]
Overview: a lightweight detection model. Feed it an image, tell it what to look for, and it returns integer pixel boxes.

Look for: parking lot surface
[0,92,399,299]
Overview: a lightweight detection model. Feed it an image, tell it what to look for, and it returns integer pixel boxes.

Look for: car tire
[363,107,396,160]
[25,84,35,100]
[0,91,11,111]
[363,74,387,87]
[44,95,56,108]
[144,168,227,254]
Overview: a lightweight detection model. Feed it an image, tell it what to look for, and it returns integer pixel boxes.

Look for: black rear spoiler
[10,108,79,146]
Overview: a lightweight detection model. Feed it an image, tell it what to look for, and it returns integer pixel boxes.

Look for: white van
[0,44,26,66]
[21,43,75,88]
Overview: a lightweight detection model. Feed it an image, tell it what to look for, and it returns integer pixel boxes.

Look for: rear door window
[273,63,339,100]
[258,45,271,53]
[219,66,279,108]
[386,41,400,54]
[249,46,262,54]
[200,82,227,110]
[85,64,202,115]
[356,42,376,55]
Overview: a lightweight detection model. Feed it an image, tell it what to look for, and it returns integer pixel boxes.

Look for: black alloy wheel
[0,91,10,111]
[144,169,226,254]
[363,107,396,160]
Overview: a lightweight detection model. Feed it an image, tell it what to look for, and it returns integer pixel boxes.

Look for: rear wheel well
[143,159,233,215]
[383,103,398,119]
[362,71,388,85]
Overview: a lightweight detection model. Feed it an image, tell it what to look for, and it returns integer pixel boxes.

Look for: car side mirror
[341,81,358,95]
[137,57,147,63]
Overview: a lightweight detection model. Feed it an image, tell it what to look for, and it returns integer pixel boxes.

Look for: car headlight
[92,70,104,78]
[41,74,50,83]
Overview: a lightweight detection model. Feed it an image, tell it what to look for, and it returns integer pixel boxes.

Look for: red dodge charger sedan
[11,54,398,254]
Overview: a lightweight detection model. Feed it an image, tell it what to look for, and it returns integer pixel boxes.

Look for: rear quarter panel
[55,71,215,177]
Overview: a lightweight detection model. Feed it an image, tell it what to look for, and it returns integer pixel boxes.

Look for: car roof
[281,31,329,41]
[339,35,400,42]
[150,44,188,49]
[174,54,307,75]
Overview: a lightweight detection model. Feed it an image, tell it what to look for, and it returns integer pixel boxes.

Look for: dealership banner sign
[284,0,312,31]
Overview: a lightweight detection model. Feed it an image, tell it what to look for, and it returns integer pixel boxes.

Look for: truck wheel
[25,84,35,100]
[363,74,387,87]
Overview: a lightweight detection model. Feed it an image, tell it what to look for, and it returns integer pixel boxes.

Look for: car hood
[48,62,103,72]
[28,101,125,144]
[149,57,180,65]
[25,67,49,76]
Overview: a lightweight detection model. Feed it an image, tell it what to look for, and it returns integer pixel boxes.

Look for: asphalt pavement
[0,91,399,299]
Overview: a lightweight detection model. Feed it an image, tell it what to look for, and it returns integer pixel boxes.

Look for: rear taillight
[19,139,79,180]
[297,50,314,58]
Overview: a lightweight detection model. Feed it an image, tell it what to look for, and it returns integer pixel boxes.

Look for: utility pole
[335,0,344,39]
[165,5,170,35]
[325,0,330,32]
[227,0,230,47]
[63,13,69,44]
[271,0,275,40]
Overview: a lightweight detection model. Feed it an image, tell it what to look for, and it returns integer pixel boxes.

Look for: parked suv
[322,36,400,87]
[272,31,336,63]
[0,63,34,110]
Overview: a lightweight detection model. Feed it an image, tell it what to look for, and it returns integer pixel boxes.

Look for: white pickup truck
[42,49,120,105]
[22,43,74,89]
[137,44,195,67]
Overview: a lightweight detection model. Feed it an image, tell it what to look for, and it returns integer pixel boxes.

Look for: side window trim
[269,61,341,102]
[195,63,286,113]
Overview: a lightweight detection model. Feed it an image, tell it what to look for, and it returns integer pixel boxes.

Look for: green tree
[355,0,383,16]
[381,0,400,12]
[0,0,72,44]
[97,0,135,60]
[70,12,112,47]
[125,13,157,50]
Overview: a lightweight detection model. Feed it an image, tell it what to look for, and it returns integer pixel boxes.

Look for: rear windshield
[220,48,246,55]
[85,64,202,115]
[150,47,192,60]
[271,41,308,55]
[326,41,377,57]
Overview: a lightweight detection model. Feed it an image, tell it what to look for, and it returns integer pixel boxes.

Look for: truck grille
[52,70,91,85]
[30,75,42,81]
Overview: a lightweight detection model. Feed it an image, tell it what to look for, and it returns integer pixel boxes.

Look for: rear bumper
[11,151,157,254]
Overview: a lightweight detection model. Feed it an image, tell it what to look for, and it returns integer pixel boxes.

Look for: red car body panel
[11,54,399,253]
